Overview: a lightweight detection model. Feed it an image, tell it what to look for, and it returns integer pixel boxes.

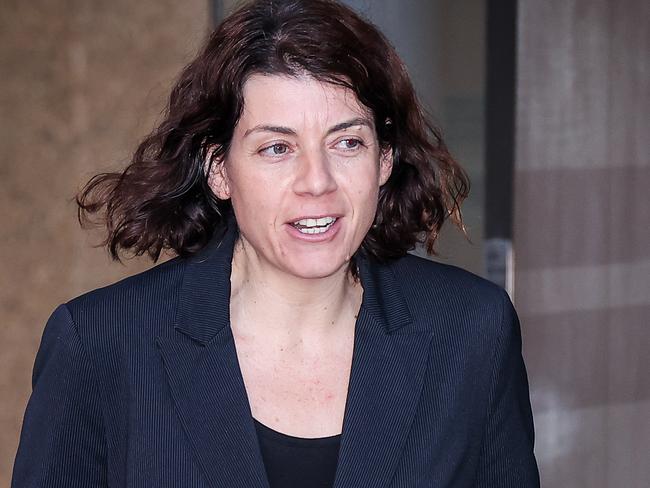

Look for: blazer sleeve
[12,304,108,487]
[475,290,541,487]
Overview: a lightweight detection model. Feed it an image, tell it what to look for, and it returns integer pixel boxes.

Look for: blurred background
[1,0,648,486]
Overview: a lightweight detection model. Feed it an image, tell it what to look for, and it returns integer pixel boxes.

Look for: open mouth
[291,216,338,235]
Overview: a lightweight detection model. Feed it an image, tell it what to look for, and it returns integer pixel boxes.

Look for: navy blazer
[13,222,540,487]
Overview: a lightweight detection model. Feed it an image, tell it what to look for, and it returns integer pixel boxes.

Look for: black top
[253,418,341,488]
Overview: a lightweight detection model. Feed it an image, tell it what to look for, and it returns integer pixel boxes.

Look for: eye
[334,138,364,151]
[259,143,290,157]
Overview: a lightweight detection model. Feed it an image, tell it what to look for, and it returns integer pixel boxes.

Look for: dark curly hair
[77,0,469,267]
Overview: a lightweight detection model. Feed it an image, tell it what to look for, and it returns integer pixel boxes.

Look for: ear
[206,151,231,200]
[378,146,393,186]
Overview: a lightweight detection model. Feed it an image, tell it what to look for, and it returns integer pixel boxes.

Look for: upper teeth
[294,216,336,227]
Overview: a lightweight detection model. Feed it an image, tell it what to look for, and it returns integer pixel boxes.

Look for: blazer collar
[173,219,238,345]
[158,220,433,488]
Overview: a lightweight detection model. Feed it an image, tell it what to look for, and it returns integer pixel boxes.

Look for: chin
[282,256,350,280]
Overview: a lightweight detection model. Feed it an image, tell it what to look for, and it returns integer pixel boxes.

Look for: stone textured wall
[0,0,208,482]
[514,0,650,486]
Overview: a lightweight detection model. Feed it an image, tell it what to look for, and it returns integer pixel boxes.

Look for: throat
[229,235,363,338]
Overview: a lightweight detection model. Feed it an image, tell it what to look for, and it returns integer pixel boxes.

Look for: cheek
[229,175,286,232]
[342,163,381,211]
[349,182,380,233]
[229,170,267,204]
[362,189,380,221]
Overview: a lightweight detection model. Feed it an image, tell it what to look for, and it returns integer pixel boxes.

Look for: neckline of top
[253,417,342,447]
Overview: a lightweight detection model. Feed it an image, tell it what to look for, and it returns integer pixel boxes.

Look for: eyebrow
[327,117,374,134]
[243,117,374,138]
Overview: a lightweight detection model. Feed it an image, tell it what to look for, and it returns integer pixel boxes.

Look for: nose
[291,148,338,197]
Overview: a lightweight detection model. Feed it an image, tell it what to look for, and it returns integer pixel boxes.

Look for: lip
[284,216,343,243]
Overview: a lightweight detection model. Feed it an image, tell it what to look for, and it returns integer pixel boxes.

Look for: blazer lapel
[156,222,269,488]
[333,255,435,488]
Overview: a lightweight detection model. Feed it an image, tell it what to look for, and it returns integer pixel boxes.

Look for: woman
[13,0,540,486]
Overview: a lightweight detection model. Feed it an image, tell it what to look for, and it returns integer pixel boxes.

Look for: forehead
[237,74,372,128]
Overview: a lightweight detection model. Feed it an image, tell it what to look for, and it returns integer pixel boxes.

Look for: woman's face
[211,74,392,280]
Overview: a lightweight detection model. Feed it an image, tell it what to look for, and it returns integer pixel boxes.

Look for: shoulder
[66,255,185,312]
[390,253,505,306]
[387,253,511,335]
[62,256,187,343]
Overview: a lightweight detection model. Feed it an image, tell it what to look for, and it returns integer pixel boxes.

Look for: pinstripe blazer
[13,221,540,487]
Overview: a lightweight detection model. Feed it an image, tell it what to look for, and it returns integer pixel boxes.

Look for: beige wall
[515,0,650,486]
[0,0,208,483]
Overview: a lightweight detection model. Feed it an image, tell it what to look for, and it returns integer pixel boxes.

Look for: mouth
[290,216,339,235]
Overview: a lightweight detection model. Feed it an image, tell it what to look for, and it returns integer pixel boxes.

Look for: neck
[228,238,362,344]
